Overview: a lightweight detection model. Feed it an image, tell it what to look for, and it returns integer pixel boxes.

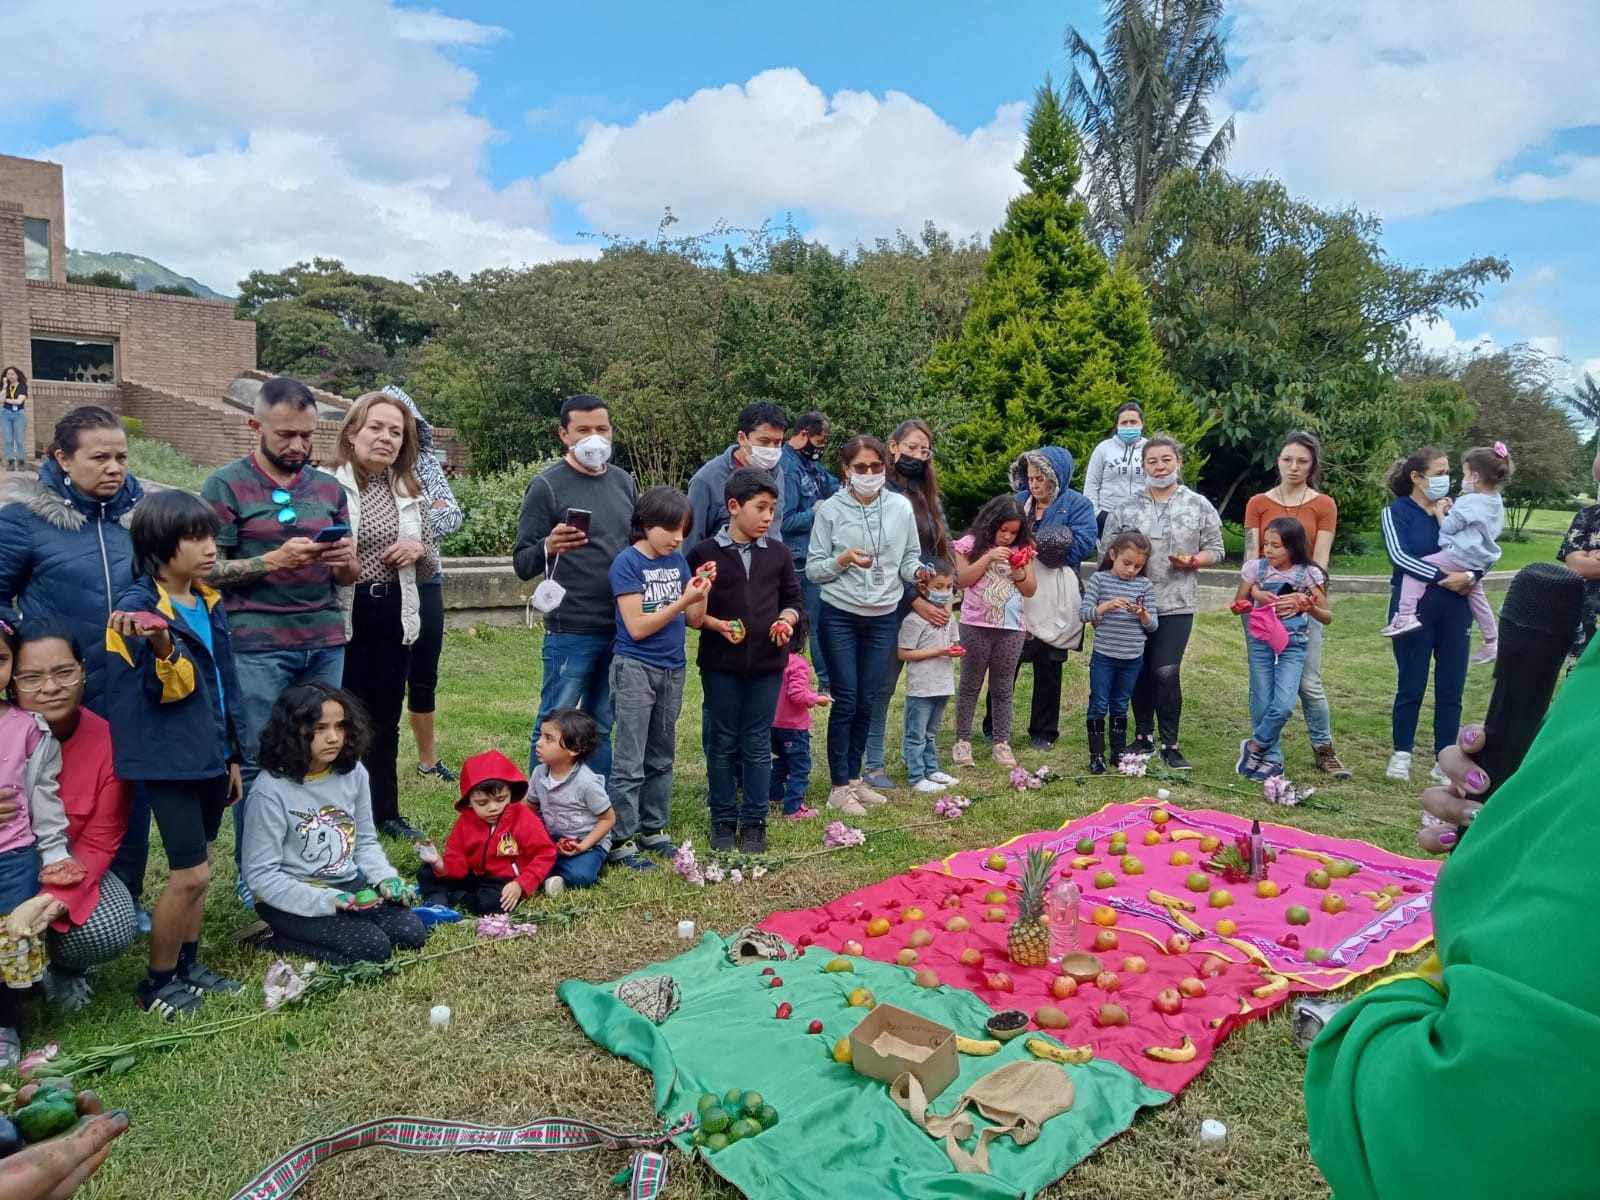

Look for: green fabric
[560,935,1169,1200]
[1306,642,1600,1199]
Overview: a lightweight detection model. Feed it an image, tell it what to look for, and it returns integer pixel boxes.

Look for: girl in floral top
[951,496,1037,770]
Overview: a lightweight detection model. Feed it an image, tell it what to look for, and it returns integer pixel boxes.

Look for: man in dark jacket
[685,402,789,545]
[777,410,837,689]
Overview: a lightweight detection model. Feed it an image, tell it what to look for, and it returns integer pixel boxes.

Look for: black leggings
[257,899,427,965]
[1131,612,1194,747]
[407,578,445,714]
[343,587,412,824]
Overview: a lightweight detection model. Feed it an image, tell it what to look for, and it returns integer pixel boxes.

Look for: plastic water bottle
[1047,879,1081,963]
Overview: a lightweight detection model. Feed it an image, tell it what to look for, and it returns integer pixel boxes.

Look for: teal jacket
[805,489,925,616]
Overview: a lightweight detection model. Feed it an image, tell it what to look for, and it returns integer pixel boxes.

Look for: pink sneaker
[1380,615,1422,638]
[1472,641,1498,665]
[786,806,820,821]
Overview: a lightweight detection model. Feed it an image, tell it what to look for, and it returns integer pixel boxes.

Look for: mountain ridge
[64,249,230,300]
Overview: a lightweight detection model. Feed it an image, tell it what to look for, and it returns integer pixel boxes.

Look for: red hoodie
[438,751,557,885]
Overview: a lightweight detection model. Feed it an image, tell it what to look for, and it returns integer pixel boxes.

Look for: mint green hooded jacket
[805,489,925,616]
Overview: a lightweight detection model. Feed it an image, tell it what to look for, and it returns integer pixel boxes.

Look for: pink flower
[476,913,538,939]
[728,868,744,885]
[17,1042,61,1080]
[751,866,767,880]
[702,861,725,884]
[1117,754,1149,777]
[264,959,309,1010]
[824,821,865,848]
[933,794,972,819]
[1263,775,1314,807]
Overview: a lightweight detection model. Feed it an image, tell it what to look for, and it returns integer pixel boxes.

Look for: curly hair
[543,707,601,763]
[256,682,372,782]
[964,496,1034,556]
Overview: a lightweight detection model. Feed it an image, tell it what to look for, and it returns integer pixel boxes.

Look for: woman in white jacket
[1082,402,1147,531]
[331,393,436,840]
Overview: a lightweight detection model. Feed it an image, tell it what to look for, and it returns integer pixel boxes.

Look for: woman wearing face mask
[807,435,930,816]
[860,419,951,791]
[1083,403,1148,533]
[1100,435,1225,771]
[1379,447,1474,782]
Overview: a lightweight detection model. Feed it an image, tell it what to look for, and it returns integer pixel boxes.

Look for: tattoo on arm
[207,555,274,586]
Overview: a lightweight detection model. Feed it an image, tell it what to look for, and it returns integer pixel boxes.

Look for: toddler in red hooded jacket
[415,750,556,914]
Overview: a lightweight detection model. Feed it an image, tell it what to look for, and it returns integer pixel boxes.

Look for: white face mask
[747,444,783,471]
[1146,470,1178,490]
[850,471,887,497]
[572,435,611,471]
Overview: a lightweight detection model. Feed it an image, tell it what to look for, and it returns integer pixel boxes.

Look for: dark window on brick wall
[31,337,117,383]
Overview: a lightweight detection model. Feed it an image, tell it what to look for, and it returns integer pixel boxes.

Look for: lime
[707,1132,730,1152]
[696,1093,720,1115]
[757,1105,780,1129]
[740,1091,764,1116]
[728,1118,762,1141]
[700,1105,731,1134]
[723,1088,744,1110]
[692,1128,708,1146]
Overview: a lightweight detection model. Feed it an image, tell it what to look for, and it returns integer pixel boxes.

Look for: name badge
[870,564,887,587]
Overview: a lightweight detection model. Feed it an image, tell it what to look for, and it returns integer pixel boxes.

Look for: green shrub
[119,416,145,439]
[442,460,551,557]
[126,437,210,492]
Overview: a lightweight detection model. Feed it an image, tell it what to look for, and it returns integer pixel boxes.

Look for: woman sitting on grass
[242,682,428,965]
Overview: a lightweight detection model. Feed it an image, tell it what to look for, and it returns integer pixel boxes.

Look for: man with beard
[202,377,361,899]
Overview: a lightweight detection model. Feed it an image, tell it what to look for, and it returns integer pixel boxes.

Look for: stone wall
[26,381,122,456]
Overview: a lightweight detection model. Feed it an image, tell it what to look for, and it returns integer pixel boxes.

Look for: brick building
[0,152,465,472]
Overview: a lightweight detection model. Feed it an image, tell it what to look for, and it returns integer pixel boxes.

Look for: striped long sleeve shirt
[1083,570,1158,660]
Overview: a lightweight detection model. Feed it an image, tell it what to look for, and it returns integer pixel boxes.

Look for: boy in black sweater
[686,468,802,853]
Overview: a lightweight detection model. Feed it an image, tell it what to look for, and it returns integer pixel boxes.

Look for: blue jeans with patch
[769,727,813,815]
[229,645,347,868]
[533,632,614,782]
[1246,629,1309,765]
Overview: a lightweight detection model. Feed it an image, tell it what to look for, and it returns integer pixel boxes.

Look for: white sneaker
[1429,762,1450,786]
[542,876,565,899]
[828,785,867,817]
[913,778,944,793]
[1385,751,1412,781]
[1380,616,1422,638]
[850,778,888,807]
[927,771,960,786]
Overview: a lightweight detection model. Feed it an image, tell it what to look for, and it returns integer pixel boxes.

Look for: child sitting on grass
[530,708,615,890]
[416,750,558,912]
[770,607,831,820]
[897,559,961,793]
[243,681,428,965]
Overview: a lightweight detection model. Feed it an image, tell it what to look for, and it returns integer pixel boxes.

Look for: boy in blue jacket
[105,491,245,1019]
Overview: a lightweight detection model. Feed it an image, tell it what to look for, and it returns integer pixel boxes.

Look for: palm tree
[1568,371,1600,455]
[1067,0,1236,251]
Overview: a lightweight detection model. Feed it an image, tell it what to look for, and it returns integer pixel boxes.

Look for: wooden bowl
[985,1009,1030,1041]
[1059,952,1104,983]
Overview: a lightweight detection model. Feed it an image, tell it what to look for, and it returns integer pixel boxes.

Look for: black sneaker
[180,960,243,995]
[1161,745,1193,771]
[139,976,204,1020]
[709,821,737,852]
[1089,754,1108,776]
[416,761,458,784]
[1029,737,1056,752]
[380,817,426,841]
[737,824,768,855]
[1131,735,1156,756]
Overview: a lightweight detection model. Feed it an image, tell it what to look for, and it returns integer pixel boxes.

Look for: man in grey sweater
[513,394,638,781]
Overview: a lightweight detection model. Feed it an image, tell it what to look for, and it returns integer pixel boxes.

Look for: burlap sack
[889,1060,1075,1174]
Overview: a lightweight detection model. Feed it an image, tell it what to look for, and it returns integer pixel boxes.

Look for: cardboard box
[848,1004,959,1100]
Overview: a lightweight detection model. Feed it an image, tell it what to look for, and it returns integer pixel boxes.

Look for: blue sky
[3,0,1597,384]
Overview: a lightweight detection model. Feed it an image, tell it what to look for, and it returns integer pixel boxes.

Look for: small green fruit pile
[692,1088,780,1152]
[0,1085,81,1155]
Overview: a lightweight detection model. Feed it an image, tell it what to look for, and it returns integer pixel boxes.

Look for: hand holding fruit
[378,877,420,907]
[1229,597,1253,615]
[0,1083,129,1195]
[415,840,441,866]
[1418,723,1489,855]
[1167,553,1198,570]
[837,548,873,570]
[769,617,793,646]
[1007,545,1037,571]
[683,572,714,603]
[108,610,173,659]
[718,618,746,645]
[557,836,582,856]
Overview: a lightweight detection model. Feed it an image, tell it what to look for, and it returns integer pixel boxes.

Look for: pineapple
[1007,847,1053,967]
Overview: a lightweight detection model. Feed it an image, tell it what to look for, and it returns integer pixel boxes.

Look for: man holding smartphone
[513,393,638,781]
[201,376,359,906]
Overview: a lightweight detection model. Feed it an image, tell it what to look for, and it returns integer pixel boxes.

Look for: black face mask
[801,441,824,461]
[896,455,927,478]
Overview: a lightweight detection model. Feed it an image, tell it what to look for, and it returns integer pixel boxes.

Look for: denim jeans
[230,643,347,867]
[1087,652,1143,720]
[606,656,684,851]
[817,603,900,786]
[1297,618,1333,745]
[798,571,829,691]
[1247,629,1309,764]
[0,407,24,463]
[533,632,614,782]
[703,670,784,828]
[902,695,949,782]
[769,727,813,814]
[863,651,903,774]
[551,846,606,888]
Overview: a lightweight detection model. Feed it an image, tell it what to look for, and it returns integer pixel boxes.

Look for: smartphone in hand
[565,508,592,536]
[313,524,350,544]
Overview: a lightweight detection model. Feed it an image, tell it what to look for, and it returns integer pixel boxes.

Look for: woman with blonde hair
[332,392,437,840]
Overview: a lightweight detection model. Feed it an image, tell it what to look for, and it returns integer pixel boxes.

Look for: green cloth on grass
[560,934,1169,1200]
[1306,641,1600,1199]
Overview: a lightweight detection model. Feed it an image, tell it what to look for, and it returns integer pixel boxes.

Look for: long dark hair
[888,419,951,561]
[1280,431,1323,490]
[1386,446,1445,498]
[965,496,1033,556]
[256,682,372,782]
[1264,516,1311,568]
[1097,529,1152,573]
[0,366,25,398]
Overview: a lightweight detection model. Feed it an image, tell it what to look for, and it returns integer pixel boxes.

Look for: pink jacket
[773,653,826,731]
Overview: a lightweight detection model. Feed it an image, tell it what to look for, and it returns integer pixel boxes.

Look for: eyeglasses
[271,488,297,526]
[849,463,888,475]
[12,667,84,693]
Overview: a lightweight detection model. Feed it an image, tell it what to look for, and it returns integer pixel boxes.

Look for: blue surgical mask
[927,590,952,606]
[1117,427,1142,443]
[1424,475,1450,501]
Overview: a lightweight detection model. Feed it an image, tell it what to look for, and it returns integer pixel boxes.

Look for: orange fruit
[1199,835,1221,853]
[1151,809,1171,825]
[1169,850,1192,866]
[865,918,891,937]
[1091,905,1118,927]
[1142,829,1163,846]
[1215,918,1238,937]
[1255,880,1280,899]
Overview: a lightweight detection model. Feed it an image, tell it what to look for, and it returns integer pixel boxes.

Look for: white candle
[677,920,696,939]
[1156,789,1171,801]
[429,1004,451,1031]
[1198,1119,1226,1143]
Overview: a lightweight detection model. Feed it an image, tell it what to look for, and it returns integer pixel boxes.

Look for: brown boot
[1313,743,1352,779]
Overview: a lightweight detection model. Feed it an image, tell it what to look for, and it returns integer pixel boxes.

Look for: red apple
[1200,956,1228,978]
[797,933,813,946]
[1165,933,1191,955]
[1178,976,1207,998]
[986,972,1014,993]
[1050,975,1078,1000]
[1093,929,1120,952]
[1121,956,1148,974]
[942,894,963,909]
[1095,970,1122,992]
[842,940,864,956]
[958,947,984,968]
[1153,988,1184,1015]
[1096,1003,1130,1027]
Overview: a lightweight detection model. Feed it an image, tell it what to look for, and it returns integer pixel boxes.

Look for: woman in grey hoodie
[1083,402,1148,530]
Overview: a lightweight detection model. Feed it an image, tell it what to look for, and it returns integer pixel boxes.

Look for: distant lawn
[56,592,1504,1200]
[1223,511,1575,577]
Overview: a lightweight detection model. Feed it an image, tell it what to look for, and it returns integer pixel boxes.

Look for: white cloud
[541,69,1027,245]
[1406,315,1496,359]
[1226,0,1600,217]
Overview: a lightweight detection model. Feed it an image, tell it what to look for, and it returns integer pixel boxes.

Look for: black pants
[257,899,427,965]
[343,586,412,825]
[982,638,1071,744]
[406,578,445,714]
[1131,612,1193,747]
[417,863,511,915]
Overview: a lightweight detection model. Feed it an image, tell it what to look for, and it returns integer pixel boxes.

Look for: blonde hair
[334,393,422,496]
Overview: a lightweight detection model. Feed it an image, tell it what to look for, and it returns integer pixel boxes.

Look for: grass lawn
[56,592,1501,1200]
